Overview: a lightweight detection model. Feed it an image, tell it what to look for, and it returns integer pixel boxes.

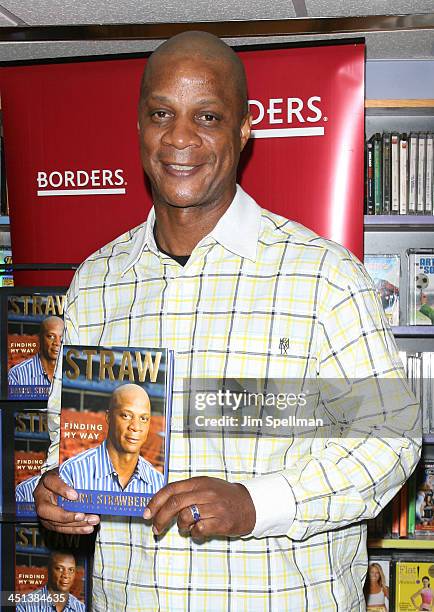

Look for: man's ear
[240,112,252,152]
[105,410,110,425]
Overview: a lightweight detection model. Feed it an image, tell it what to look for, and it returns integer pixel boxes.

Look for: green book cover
[407,470,416,535]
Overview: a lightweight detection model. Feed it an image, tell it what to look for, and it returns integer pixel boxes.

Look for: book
[407,250,434,325]
[382,132,391,214]
[366,138,375,215]
[417,133,426,214]
[373,133,383,214]
[0,248,12,287]
[364,254,400,326]
[408,133,418,214]
[426,133,433,215]
[395,560,434,611]
[407,470,417,536]
[1,410,50,519]
[58,345,174,517]
[13,524,92,611]
[365,557,391,611]
[399,133,408,215]
[399,481,408,538]
[0,288,66,400]
[391,133,399,214]
[415,459,434,533]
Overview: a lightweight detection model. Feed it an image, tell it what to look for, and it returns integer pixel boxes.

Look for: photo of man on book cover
[2,290,66,400]
[58,346,173,516]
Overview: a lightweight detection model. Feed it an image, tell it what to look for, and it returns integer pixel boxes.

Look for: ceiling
[0,0,433,62]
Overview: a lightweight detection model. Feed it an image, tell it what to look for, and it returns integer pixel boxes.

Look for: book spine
[407,471,416,536]
[399,133,408,215]
[399,481,408,538]
[366,139,374,215]
[391,490,400,537]
[391,133,399,214]
[417,133,426,214]
[382,132,391,214]
[425,132,433,214]
[373,133,382,214]
[408,133,418,214]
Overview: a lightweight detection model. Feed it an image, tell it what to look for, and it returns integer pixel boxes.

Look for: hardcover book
[395,561,434,611]
[0,288,66,400]
[58,345,174,517]
[8,410,49,519]
[407,250,434,325]
[13,524,92,611]
[364,254,400,326]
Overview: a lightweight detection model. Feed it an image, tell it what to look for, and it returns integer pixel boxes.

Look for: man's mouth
[163,163,201,176]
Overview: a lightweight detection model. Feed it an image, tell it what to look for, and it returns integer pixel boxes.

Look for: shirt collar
[121,184,261,276]
[96,440,152,485]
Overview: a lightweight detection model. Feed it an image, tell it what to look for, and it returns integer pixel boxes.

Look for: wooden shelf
[369,538,434,550]
[366,99,434,109]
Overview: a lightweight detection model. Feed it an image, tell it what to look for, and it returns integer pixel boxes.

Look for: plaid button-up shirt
[45,186,420,611]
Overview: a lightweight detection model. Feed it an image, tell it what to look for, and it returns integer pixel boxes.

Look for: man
[8,316,64,396]
[16,551,85,612]
[35,32,420,610]
[59,384,164,495]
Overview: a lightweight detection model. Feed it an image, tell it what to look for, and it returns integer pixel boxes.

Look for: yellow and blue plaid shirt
[45,185,420,611]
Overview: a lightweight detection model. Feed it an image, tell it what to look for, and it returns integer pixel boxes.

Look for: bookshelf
[368,539,434,550]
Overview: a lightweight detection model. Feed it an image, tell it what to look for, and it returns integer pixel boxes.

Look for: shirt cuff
[239,472,296,538]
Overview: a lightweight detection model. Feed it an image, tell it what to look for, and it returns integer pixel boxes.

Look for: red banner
[0,42,364,285]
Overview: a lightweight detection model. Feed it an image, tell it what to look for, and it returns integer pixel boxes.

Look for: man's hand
[34,468,100,534]
[143,477,256,538]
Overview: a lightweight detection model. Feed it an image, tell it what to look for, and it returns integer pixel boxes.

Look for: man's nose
[128,418,142,431]
[162,116,202,150]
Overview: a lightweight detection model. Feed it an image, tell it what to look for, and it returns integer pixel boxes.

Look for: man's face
[48,554,76,593]
[138,54,251,210]
[107,394,151,455]
[40,320,63,361]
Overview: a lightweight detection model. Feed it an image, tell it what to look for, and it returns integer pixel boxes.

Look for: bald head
[141,31,248,120]
[39,316,63,363]
[109,384,150,412]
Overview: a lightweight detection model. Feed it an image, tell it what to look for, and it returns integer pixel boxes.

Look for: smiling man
[35,31,420,611]
[59,384,164,495]
[8,316,64,392]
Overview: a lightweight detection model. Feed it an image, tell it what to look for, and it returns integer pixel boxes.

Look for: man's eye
[199,113,218,122]
[151,110,170,120]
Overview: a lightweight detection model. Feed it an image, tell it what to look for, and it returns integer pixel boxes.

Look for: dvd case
[395,560,434,611]
[407,250,434,325]
[415,459,434,533]
[0,288,66,400]
[364,254,400,325]
[365,557,391,611]
[58,345,174,516]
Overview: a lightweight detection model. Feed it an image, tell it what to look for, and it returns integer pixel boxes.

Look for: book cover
[399,133,408,215]
[407,250,434,325]
[408,470,417,536]
[415,459,434,532]
[58,345,174,517]
[395,561,434,611]
[399,481,408,538]
[365,558,391,611]
[382,132,391,214]
[0,288,66,400]
[364,254,400,326]
[14,524,92,611]
[408,132,418,214]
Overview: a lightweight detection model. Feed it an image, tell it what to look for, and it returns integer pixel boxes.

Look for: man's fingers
[144,480,197,520]
[37,498,100,526]
[40,471,78,501]
[39,520,96,535]
[190,517,227,539]
[177,503,216,533]
[149,491,212,534]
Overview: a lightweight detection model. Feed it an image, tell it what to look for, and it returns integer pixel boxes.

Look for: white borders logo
[36,169,127,197]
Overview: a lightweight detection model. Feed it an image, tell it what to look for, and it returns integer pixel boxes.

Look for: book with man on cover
[58,345,174,517]
[0,287,66,400]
